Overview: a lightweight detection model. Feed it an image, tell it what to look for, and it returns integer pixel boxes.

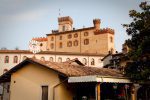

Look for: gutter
[53,78,68,100]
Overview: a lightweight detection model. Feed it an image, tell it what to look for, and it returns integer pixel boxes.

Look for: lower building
[0,58,136,100]
[0,50,105,75]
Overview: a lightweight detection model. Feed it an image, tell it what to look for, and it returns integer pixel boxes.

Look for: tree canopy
[123,2,150,83]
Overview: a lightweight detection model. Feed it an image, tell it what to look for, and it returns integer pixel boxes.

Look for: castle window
[49,57,53,62]
[41,57,45,61]
[84,39,89,45]
[51,37,54,41]
[40,43,43,47]
[74,33,78,38]
[66,58,70,61]
[50,43,54,49]
[58,57,62,62]
[68,34,72,39]
[84,32,89,36]
[4,56,9,63]
[74,40,78,46]
[110,36,113,43]
[67,41,72,47]
[13,56,18,63]
[60,36,62,40]
[62,26,65,32]
[59,42,62,48]
[82,58,87,65]
[91,58,95,65]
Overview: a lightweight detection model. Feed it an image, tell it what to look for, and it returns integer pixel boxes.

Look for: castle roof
[32,37,48,42]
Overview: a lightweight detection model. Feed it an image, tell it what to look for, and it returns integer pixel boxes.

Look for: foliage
[123,2,150,82]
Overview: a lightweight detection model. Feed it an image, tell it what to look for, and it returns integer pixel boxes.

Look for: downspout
[53,78,68,100]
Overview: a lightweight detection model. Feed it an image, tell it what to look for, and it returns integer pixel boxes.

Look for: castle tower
[58,16,73,32]
[93,19,101,30]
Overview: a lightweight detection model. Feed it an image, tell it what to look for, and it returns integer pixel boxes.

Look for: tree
[123,2,150,83]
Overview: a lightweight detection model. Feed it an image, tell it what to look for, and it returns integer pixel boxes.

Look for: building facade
[0,16,116,75]
[0,50,104,75]
[32,16,115,54]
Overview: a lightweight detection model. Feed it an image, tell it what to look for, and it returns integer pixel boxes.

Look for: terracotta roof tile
[30,58,123,77]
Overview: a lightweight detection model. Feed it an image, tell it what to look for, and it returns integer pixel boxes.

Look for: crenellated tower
[58,16,73,32]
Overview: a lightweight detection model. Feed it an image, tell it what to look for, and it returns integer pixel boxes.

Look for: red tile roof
[0,58,124,83]
[0,50,106,56]
[32,37,48,42]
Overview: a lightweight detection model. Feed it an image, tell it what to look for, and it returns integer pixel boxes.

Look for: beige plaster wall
[47,29,115,55]
[0,52,104,75]
[10,63,73,100]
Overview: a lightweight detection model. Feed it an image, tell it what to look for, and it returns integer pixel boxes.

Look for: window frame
[49,57,53,62]
[91,58,95,65]
[4,56,9,63]
[73,40,78,46]
[41,86,48,100]
[13,56,18,63]
[84,32,89,36]
[84,39,89,45]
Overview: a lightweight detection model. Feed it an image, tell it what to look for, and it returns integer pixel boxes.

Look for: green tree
[123,2,150,83]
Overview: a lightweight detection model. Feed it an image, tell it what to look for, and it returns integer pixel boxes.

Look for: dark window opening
[42,86,48,100]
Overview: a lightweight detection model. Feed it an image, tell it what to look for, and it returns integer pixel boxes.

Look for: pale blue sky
[0,0,143,52]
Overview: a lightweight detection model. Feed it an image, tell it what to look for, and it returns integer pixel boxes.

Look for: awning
[68,75,131,83]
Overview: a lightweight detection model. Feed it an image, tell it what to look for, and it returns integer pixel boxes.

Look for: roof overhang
[68,75,131,83]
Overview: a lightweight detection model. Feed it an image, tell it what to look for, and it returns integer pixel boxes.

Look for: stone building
[32,16,115,54]
[0,16,116,75]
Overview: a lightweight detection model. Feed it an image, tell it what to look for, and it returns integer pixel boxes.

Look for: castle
[31,16,115,54]
[0,16,115,75]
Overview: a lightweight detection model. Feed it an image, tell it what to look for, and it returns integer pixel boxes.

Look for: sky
[0,0,144,52]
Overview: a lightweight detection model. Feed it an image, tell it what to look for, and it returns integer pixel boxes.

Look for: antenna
[59,9,61,17]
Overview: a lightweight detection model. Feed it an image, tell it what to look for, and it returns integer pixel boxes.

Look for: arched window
[110,36,113,43]
[68,34,72,39]
[74,33,78,38]
[58,57,62,63]
[51,37,54,41]
[4,56,9,63]
[62,26,65,31]
[66,58,70,61]
[82,58,87,65]
[84,32,89,36]
[49,57,53,62]
[41,57,45,61]
[67,41,72,47]
[60,36,62,40]
[3,69,8,73]
[59,42,62,48]
[14,56,18,63]
[91,58,95,65]
[51,43,54,49]
[22,56,27,60]
[74,40,78,46]
[84,39,89,45]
